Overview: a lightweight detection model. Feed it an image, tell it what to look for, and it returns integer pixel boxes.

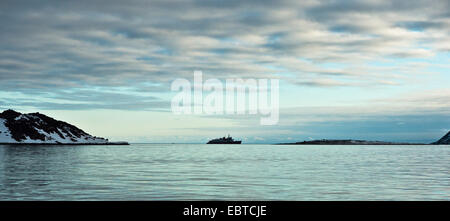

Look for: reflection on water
[0,144,449,200]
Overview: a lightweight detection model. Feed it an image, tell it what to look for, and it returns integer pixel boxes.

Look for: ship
[207,135,242,144]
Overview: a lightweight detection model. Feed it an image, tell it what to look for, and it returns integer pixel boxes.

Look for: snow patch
[0,119,15,143]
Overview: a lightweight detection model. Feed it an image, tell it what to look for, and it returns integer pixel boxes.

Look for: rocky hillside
[0,109,114,144]
[432,131,450,144]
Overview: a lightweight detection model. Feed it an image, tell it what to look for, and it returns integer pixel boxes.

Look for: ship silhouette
[207,135,242,144]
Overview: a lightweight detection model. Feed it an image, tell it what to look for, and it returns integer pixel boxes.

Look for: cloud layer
[1,0,448,95]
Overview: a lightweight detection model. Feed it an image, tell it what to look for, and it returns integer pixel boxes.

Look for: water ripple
[0,144,449,200]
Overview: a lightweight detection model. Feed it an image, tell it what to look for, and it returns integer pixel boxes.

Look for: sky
[0,0,449,143]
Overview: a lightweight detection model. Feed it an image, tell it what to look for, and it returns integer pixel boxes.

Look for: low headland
[277,131,450,145]
[277,139,425,145]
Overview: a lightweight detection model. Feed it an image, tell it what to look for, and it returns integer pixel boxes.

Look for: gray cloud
[0,0,448,109]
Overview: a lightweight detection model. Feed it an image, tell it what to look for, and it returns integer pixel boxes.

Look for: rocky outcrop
[0,109,126,144]
[432,131,450,144]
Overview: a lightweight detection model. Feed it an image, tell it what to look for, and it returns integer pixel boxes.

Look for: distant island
[0,109,128,145]
[278,131,450,145]
[278,139,424,145]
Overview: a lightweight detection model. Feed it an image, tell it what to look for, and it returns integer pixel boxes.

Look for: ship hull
[207,141,242,144]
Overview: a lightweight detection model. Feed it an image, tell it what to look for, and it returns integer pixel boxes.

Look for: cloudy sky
[0,0,449,143]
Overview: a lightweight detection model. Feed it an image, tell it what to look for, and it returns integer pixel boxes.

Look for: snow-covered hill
[0,109,114,144]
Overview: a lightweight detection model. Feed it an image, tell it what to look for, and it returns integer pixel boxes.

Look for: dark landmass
[277,131,450,145]
[0,142,129,145]
[278,139,425,145]
[0,109,128,145]
[432,131,450,144]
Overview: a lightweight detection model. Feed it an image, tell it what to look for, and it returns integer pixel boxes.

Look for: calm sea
[0,144,448,200]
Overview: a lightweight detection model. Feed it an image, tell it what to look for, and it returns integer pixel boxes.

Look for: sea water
[0,144,448,200]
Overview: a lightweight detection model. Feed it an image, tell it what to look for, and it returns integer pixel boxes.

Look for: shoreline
[0,142,129,145]
[276,143,431,145]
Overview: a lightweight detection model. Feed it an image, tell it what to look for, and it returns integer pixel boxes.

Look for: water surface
[0,144,448,200]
